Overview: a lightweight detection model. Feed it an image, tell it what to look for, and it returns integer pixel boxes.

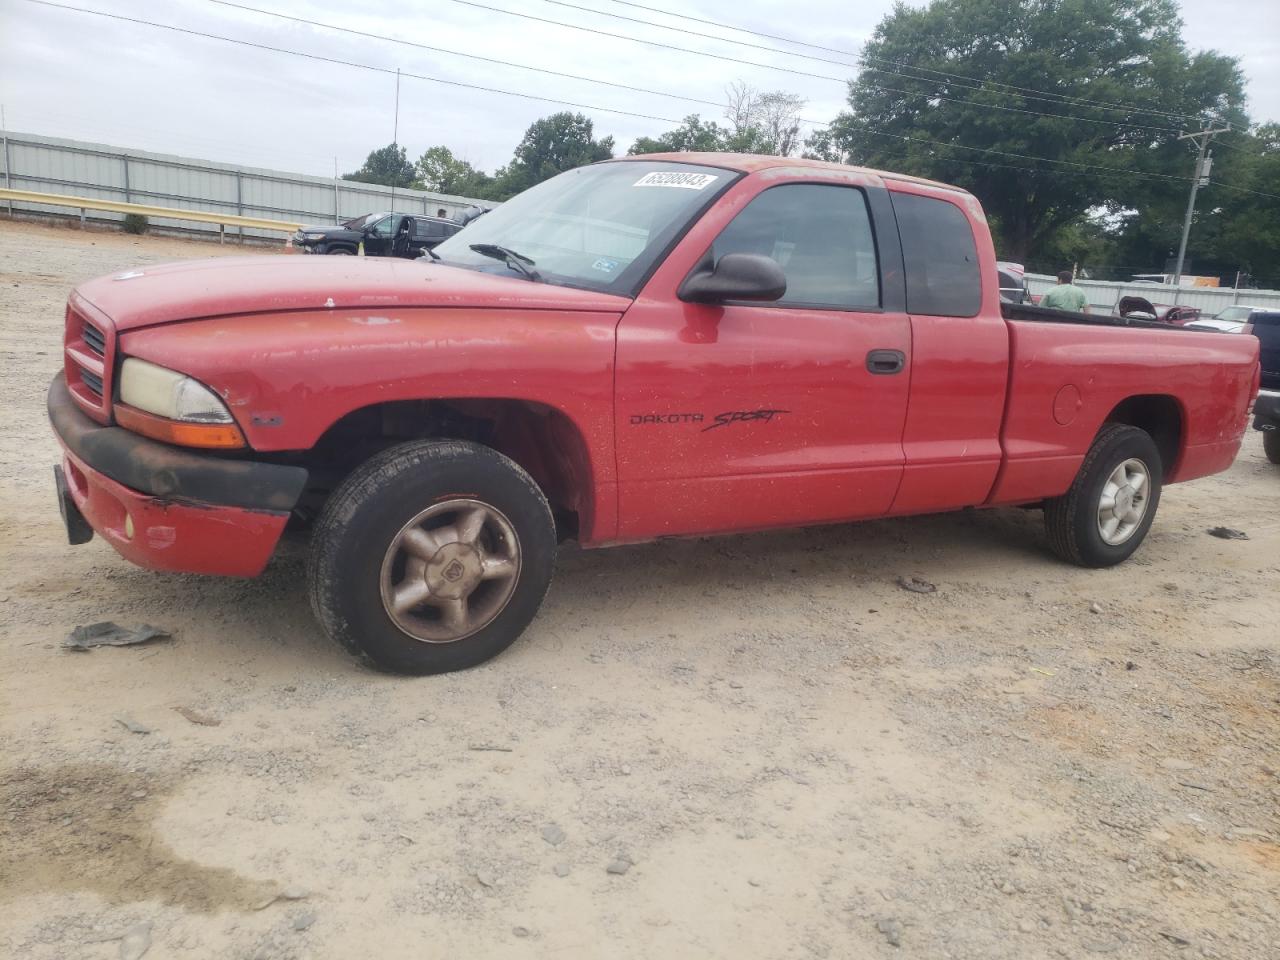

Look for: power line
[23,0,686,125]
[549,0,1205,127]
[852,126,1190,183]
[435,0,1187,135]
[207,0,729,115]
[201,0,1231,189]
[594,0,1222,125]
[25,0,1280,202]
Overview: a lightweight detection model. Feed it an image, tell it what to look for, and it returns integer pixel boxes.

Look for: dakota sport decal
[629,409,789,432]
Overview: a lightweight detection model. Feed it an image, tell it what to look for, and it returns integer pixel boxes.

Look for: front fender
[118,307,622,479]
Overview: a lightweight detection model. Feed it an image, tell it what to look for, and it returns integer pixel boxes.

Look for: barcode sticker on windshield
[633,171,718,190]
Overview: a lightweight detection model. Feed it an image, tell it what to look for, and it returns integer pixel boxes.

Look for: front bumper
[48,373,308,576]
[1253,389,1280,431]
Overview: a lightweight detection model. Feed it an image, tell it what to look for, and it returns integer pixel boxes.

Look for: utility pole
[1172,123,1230,286]
[389,69,401,219]
[2,104,12,219]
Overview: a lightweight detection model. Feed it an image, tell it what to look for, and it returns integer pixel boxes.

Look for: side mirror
[680,253,786,304]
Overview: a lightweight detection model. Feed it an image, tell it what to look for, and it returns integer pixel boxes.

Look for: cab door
[613,180,912,540]
[362,214,395,256]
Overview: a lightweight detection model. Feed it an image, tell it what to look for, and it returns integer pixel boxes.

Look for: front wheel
[327,247,355,255]
[1264,430,1280,465]
[1043,424,1163,568]
[307,440,556,674]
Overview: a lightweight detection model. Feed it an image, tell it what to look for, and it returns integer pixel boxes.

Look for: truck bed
[1000,301,1180,331]
[988,300,1259,505]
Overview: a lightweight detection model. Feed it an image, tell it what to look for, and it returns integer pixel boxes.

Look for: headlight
[117,358,245,449]
[120,358,233,422]
[303,232,326,241]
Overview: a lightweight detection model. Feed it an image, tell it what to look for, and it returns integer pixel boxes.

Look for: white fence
[0,130,494,241]
[1025,273,1280,314]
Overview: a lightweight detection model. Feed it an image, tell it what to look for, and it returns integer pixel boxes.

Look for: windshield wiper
[469,243,542,282]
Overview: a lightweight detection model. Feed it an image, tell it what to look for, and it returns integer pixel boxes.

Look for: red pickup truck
[48,155,1260,674]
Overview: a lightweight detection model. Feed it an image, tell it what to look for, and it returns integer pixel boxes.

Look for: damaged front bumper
[47,373,308,576]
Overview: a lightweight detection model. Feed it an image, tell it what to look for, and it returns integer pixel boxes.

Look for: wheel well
[297,399,594,540]
[1103,394,1183,476]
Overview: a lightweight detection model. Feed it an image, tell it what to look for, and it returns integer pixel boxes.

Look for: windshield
[430,161,737,294]
[341,212,397,230]
[1214,306,1254,321]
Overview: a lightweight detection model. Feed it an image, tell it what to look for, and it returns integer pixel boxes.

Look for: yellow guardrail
[0,187,302,237]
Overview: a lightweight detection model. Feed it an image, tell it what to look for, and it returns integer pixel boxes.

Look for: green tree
[343,143,417,188]
[629,86,807,158]
[495,112,614,198]
[414,145,495,198]
[1211,125,1280,286]
[826,0,1247,261]
[629,114,728,155]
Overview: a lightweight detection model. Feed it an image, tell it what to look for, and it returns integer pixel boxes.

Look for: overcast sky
[1,0,1277,179]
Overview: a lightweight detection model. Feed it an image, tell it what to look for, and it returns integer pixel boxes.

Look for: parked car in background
[997,261,1029,303]
[1184,317,1246,334]
[1113,296,1202,325]
[292,212,462,257]
[1211,304,1263,325]
[1245,310,1280,464]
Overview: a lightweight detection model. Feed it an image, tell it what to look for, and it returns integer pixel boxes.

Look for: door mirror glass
[679,253,787,304]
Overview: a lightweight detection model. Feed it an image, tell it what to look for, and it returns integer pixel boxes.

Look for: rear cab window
[890,192,982,317]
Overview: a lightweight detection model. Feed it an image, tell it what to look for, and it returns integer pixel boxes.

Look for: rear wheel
[1264,431,1280,465]
[1044,424,1163,567]
[307,440,556,674]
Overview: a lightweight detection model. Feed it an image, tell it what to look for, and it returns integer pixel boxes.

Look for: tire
[1043,424,1163,568]
[1264,431,1280,465]
[327,247,355,255]
[307,440,556,674]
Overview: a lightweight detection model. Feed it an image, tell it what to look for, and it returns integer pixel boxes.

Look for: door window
[709,184,880,309]
[891,193,982,317]
[367,215,393,238]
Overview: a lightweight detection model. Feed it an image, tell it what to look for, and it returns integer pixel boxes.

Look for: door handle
[866,349,906,375]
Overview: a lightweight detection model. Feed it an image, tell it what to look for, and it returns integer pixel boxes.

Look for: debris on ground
[291,913,316,932]
[896,576,937,594]
[540,823,566,846]
[876,917,903,947]
[467,744,513,752]
[118,922,152,960]
[1089,601,1103,614]
[173,706,220,726]
[113,717,151,735]
[605,855,633,875]
[254,886,310,910]
[64,622,171,652]
[1206,526,1249,540]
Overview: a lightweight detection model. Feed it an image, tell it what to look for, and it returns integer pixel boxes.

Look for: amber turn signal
[115,403,246,449]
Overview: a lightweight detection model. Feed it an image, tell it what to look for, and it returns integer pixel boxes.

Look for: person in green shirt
[1041,270,1091,314]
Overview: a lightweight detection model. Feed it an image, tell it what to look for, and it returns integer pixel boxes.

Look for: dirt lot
[1,218,1277,959]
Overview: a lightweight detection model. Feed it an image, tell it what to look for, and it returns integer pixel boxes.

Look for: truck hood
[74,256,632,331]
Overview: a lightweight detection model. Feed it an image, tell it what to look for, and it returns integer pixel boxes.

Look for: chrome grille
[82,322,106,357]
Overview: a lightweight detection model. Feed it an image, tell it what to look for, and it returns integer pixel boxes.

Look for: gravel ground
[1,218,1277,959]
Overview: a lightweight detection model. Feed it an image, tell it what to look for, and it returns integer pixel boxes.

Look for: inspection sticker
[633,171,718,190]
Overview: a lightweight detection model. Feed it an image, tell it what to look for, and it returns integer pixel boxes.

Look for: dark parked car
[1245,310,1280,464]
[996,261,1030,303]
[292,212,462,257]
